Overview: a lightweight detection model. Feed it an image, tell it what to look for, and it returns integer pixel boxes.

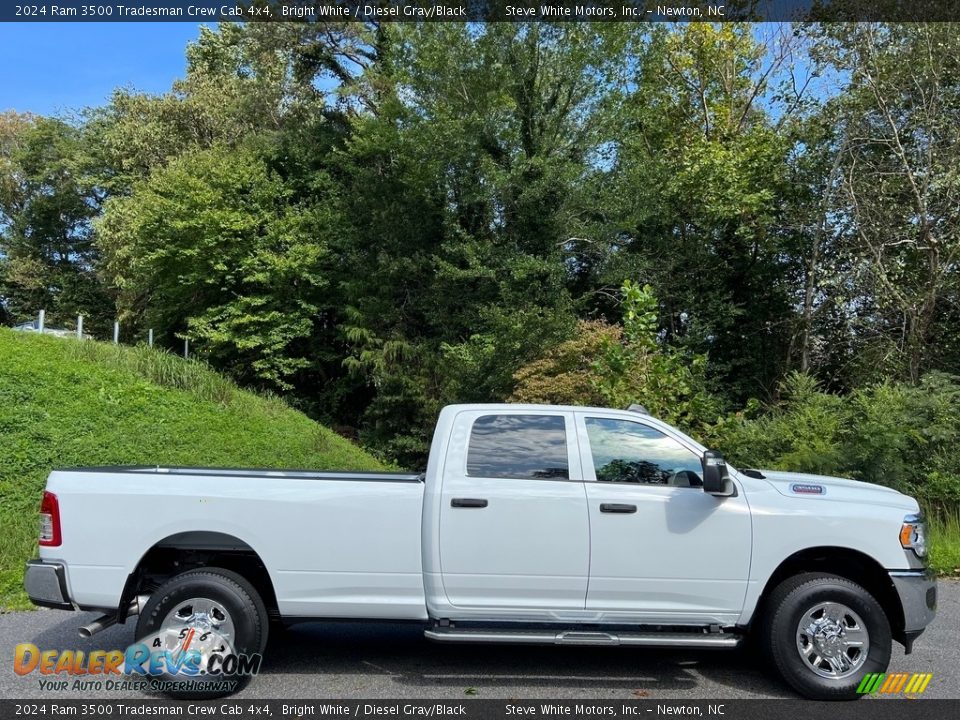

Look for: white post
[113,321,119,344]
[184,338,189,359]
[38,309,45,334]
[148,329,154,347]
[76,315,83,339]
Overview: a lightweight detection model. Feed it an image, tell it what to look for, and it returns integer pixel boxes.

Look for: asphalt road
[2,581,957,700]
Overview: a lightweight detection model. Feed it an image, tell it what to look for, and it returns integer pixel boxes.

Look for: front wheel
[761,573,891,700]
[134,568,269,699]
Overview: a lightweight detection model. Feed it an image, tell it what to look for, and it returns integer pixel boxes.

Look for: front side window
[584,417,702,487]
[467,414,569,480]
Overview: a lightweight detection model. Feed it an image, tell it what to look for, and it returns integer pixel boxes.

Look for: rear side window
[467,414,569,480]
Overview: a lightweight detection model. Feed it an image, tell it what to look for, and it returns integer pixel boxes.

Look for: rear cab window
[467,414,570,479]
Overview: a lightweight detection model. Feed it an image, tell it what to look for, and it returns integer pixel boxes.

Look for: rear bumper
[24,560,73,610]
[889,569,936,641]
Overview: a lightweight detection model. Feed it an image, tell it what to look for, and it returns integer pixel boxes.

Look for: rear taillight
[39,491,61,547]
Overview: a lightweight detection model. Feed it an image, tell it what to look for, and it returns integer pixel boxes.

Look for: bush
[711,371,960,512]
[510,320,620,407]
[705,373,850,475]
[511,281,723,433]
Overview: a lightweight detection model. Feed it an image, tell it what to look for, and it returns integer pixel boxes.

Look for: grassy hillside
[0,328,387,609]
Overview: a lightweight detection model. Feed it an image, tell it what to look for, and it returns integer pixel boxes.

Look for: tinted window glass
[467,415,569,480]
[585,418,702,487]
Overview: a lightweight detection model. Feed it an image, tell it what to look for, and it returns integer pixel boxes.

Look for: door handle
[451,498,488,508]
[600,503,636,514]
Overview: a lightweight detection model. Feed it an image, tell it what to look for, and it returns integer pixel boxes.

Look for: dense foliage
[1,22,959,521]
[511,281,722,433]
[709,371,960,512]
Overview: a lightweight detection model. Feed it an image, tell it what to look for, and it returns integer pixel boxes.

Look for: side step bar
[424,627,741,648]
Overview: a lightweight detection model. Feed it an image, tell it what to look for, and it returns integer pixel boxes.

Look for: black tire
[760,573,891,700]
[134,567,269,699]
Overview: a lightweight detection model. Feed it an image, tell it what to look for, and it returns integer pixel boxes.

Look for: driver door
[576,414,751,623]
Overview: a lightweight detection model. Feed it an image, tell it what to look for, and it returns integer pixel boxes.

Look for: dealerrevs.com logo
[13,632,262,694]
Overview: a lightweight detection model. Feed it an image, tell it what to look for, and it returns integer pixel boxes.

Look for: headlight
[900,514,927,558]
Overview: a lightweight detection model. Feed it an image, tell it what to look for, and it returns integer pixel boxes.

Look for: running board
[424,628,741,648]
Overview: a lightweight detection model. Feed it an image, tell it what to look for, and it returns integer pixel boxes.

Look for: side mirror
[701,450,735,496]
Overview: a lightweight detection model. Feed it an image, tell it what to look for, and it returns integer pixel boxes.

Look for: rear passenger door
[438,410,590,610]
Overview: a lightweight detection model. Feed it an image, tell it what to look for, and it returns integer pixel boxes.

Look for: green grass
[0,328,387,610]
[929,509,960,576]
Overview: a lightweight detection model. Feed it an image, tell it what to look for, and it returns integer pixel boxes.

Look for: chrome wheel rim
[796,601,870,679]
[157,596,236,668]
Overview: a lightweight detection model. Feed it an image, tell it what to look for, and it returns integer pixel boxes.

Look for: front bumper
[24,559,73,610]
[889,568,936,648]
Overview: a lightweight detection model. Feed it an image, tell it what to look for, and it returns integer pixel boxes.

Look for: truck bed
[42,465,429,620]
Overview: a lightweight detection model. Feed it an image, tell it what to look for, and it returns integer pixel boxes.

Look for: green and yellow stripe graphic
[857,672,933,695]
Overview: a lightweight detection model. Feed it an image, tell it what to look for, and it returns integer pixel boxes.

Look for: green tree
[85,22,349,196]
[593,24,807,402]
[809,23,960,384]
[97,145,341,389]
[329,24,630,463]
[0,112,111,331]
[87,23,357,399]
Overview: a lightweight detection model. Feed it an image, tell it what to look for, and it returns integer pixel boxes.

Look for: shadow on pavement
[262,621,796,697]
[14,611,796,698]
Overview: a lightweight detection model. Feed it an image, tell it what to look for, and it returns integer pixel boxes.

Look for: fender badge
[791,483,825,495]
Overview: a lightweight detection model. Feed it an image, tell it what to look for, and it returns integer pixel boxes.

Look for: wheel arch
[117,531,279,624]
[750,546,905,644]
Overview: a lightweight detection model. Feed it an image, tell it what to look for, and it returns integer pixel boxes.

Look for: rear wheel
[761,573,891,700]
[134,568,269,699]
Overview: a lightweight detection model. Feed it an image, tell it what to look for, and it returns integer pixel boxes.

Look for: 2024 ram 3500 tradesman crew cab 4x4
[25,403,935,699]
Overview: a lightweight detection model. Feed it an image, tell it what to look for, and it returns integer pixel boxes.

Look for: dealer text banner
[3,0,959,23]
[3,701,960,720]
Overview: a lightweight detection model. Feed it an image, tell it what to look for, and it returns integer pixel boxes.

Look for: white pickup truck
[26,403,935,699]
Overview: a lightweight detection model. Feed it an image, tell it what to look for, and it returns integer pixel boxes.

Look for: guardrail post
[77,315,83,339]
[184,338,189,358]
[148,328,154,347]
[38,309,45,333]
[113,321,119,344]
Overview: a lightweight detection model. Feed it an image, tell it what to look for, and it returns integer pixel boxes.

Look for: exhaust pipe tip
[77,594,150,639]
[78,615,116,638]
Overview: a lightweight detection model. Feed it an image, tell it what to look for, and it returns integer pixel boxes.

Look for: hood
[756,470,919,512]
